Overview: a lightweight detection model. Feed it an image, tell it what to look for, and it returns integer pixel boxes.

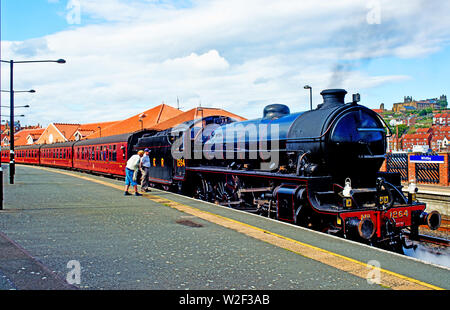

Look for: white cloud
[2,0,450,125]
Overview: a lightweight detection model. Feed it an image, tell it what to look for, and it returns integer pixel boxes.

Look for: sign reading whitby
[409,155,445,164]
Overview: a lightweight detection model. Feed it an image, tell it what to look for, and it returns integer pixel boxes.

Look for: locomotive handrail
[375,114,393,138]
[357,128,385,132]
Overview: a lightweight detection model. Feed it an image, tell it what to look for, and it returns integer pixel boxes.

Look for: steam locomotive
[135,88,441,252]
[7,88,441,252]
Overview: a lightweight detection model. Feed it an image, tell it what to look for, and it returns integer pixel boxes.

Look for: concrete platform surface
[0,165,448,291]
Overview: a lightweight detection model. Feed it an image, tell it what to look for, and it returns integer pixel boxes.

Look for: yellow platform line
[28,165,444,290]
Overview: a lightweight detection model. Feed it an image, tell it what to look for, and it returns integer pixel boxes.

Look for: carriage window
[113,145,117,161]
[121,145,126,160]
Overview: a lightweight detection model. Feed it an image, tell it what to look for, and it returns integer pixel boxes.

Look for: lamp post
[0,58,65,187]
[304,85,312,110]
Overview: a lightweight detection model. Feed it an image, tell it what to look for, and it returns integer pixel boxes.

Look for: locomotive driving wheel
[214,181,239,208]
[193,177,212,202]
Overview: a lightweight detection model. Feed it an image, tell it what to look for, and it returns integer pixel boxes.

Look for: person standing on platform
[124,150,144,196]
[140,148,151,192]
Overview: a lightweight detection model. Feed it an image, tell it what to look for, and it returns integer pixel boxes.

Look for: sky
[1,0,450,127]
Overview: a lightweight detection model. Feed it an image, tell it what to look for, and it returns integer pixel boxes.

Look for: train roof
[74,133,133,146]
[15,144,41,150]
[40,141,77,149]
[74,130,157,147]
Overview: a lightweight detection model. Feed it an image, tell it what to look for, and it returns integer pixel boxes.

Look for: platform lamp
[304,85,312,111]
[0,58,65,189]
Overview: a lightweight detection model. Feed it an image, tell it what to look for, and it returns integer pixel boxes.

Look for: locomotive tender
[7,89,441,252]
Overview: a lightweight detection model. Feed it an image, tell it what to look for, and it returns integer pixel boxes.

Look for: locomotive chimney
[319,89,347,109]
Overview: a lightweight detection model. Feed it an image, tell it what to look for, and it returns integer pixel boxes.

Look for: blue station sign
[409,155,445,164]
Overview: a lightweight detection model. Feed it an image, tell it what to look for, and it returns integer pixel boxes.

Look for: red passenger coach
[1,147,10,164]
[15,145,41,165]
[40,142,75,168]
[73,132,151,177]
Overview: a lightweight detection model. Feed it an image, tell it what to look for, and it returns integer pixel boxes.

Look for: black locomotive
[135,89,441,252]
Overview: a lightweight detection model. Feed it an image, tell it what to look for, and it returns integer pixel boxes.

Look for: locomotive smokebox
[319,89,347,109]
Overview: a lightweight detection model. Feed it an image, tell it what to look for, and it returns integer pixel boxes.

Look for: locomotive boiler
[202,89,386,187]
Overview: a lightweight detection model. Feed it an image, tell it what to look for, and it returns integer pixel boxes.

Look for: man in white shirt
[124,150,144,196]
[140,148,151,192]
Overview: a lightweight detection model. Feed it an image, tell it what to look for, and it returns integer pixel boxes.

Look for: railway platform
[406,183,450,219]
[0,164,449,293]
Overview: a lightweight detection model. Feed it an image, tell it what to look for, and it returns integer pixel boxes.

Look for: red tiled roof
[14,128,45,146]
[53,123,81,140]
[150,107,247,131]
[431,135,446,142]
[416,127,431,133]
[69,121,120,140]
[86,104,183,139]
[434,126,450,132]
[78,121,119,132]
[402,133,431,140]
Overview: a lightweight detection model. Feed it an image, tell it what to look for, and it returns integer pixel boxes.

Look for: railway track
[404,232,450,247]
[404,216,450,247]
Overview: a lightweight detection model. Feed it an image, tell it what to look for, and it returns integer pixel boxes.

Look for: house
[432,125,450,136]
[36,123,81,144]
[433,113,450,125]
[430,135,449,152]
[401,133,432,152]
[387,134,402,152]
[13,127,45,146]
